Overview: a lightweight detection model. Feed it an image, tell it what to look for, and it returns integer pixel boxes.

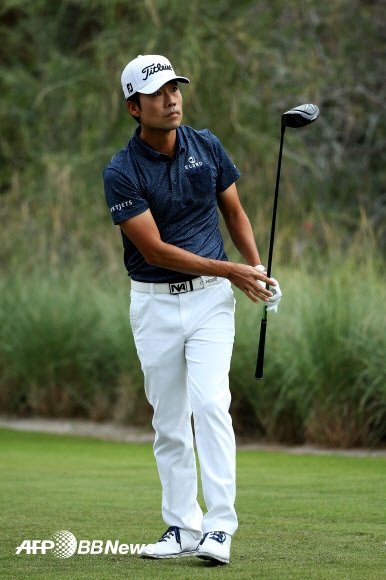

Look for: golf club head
[282,104,320,128]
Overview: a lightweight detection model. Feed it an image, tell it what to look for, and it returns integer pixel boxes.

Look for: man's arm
[118,209,275,304]
[217,182,263,268]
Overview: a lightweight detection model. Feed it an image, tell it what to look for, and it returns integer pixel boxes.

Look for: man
[103,54,281,565]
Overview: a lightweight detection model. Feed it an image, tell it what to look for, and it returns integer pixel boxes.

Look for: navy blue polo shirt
[103,125,241,282]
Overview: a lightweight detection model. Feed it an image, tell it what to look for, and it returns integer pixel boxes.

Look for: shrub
[230,251,386,447]
[0,268,146,423]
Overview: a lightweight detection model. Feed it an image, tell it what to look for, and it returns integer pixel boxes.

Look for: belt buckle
[168,280,193,294]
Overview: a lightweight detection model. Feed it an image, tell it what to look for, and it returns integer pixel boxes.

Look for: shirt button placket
[169,161,177,194]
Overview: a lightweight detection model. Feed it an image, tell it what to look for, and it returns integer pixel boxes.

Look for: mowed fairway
[0,429,385,580]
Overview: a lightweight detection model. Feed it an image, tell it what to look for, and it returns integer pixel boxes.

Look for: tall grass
[231,222,386,447]
[0,267,147,425]
[1,226,385,447]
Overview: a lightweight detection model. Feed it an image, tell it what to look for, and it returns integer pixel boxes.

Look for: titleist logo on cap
[121,54,190,99]
[142,62,173,81]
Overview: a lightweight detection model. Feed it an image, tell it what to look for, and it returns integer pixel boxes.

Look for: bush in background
[1,1,385,447]
[230,221,386,447]
[1,0,385,249]
[0,268,149,425]
[1,232,385,447]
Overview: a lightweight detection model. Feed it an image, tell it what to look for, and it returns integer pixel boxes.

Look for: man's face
[129,81,183,132]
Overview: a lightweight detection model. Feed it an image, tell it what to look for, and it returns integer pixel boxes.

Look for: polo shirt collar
[131,126,186,159]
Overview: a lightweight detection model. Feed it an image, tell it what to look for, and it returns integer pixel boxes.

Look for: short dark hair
[126,92,141,124]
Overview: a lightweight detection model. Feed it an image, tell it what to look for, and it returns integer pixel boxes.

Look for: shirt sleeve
[103,165,149,225]
[208,132,241,193]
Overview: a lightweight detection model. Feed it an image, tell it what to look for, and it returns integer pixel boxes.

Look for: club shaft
[254,317,267,380]
[266,125,285,278]
[255,126,286,380]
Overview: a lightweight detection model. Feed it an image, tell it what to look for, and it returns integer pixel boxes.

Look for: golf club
[255,104,320,380]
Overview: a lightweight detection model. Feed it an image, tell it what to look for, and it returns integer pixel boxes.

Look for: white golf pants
[129,279,238,536]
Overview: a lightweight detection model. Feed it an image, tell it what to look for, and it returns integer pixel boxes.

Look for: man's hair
[126,93,141,124]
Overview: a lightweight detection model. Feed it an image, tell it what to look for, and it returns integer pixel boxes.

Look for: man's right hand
[119,211,275,305]
[226,263,276,304]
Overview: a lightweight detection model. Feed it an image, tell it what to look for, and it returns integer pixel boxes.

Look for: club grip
[255,318,267,380]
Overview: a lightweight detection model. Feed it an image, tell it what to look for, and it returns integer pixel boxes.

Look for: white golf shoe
[196,531,231,564]
[140,526,201,559]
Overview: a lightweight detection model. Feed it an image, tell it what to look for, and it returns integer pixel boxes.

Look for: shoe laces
[200,531,227,545]
[158,526,181,548]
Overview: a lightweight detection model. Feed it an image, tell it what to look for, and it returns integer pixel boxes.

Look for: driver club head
[282,104,320,128]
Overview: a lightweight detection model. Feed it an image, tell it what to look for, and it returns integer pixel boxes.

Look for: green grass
[0,429,385,579]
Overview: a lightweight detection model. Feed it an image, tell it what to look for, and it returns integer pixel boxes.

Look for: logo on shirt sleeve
[110,200,133,213]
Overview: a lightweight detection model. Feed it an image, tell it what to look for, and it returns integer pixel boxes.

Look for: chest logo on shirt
[185,156,203,170]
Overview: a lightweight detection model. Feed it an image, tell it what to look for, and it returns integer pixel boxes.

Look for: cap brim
[139,74,190,95]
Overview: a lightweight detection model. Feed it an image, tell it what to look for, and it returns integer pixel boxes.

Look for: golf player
[103,54,282,565]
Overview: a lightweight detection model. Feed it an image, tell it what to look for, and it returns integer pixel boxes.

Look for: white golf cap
[121,54,190,99]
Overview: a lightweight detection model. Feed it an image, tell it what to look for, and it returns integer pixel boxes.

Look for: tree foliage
[1,0,384,237]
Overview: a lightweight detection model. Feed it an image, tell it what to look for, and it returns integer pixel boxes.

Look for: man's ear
[126,100,140,119]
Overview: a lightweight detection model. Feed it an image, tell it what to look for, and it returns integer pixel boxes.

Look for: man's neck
[139,127,177,157]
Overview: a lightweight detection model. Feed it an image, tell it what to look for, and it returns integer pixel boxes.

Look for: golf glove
[255,265,282,313]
